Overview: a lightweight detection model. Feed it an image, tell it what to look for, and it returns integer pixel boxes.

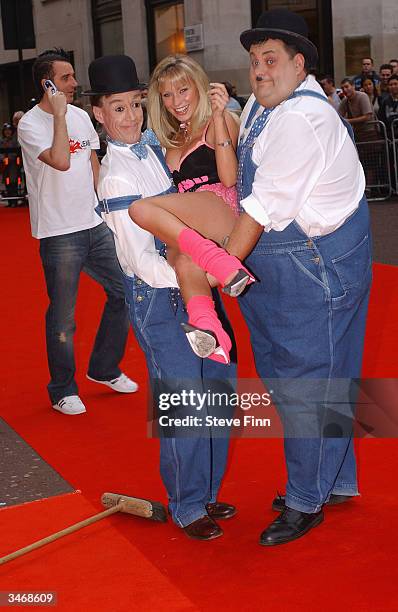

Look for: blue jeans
[239,197,372,513]
[122,272,236,527]
[39,222,130,403]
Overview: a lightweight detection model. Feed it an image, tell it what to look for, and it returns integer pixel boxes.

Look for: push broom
[0,492,167,566]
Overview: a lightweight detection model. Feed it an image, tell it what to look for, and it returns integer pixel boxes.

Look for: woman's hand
[209,82,229,117]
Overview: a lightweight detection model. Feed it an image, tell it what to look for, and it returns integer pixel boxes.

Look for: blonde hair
[147,54,211,148]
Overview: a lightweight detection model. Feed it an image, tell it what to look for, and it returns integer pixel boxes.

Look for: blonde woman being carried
[130,55,258,365]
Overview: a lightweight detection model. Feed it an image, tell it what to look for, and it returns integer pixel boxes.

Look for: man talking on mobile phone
[18,48,138,415]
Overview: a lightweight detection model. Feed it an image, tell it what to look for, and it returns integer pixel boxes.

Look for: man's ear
[294,53,305,74]
[92,105,104,123]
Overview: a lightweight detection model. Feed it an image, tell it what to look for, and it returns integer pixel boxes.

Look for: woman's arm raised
[207,82,239,187]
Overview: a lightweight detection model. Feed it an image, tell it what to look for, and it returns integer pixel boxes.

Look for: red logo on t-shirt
[69,138,83,154]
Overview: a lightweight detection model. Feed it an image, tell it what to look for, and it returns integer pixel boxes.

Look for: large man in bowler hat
[227,9,372,545]
[84,55,237,540]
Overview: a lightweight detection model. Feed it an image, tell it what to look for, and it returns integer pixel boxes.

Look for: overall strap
[96,194,141,216]
[149,144,175,184]
[237,105,274,202]
[237,99,262,159]
[96,185,176,216]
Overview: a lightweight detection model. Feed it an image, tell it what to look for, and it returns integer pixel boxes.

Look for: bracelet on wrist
[216,139,232,147]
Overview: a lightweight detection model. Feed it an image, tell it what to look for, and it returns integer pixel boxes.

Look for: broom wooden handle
[0,504,123,565]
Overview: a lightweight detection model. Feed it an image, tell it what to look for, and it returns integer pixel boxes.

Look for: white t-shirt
[18,104,101,239]
[239,76,366,237]
[98,142,178,288]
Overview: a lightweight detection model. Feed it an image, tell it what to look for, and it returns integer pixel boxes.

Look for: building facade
[1,0,397,123]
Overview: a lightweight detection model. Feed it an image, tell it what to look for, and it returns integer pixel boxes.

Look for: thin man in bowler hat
[84,54,237,540]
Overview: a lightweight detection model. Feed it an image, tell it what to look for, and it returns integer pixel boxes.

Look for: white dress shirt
[97,142,178,288]
[239,76,366,237]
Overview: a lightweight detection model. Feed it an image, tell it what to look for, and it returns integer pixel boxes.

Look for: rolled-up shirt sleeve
[100,175,178,288]
[241,111,325,232]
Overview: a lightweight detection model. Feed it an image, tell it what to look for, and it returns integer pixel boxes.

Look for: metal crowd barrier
[355,121,393,202]
[0,146,28,206]
[391,118,398,195]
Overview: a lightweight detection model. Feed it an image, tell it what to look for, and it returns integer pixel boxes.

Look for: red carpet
[0,208,397,611]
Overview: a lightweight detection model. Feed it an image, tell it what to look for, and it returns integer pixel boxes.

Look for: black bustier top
[172,144,221,193]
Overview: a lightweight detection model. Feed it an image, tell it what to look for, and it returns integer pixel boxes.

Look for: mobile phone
[43,79,57,95]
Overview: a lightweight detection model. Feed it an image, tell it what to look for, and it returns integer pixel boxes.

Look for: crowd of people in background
[323,57,398,194]
[319,57,398,139]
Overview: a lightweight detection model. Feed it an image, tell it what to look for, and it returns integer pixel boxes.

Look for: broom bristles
[149,500,168,522]
[101,493,167,522]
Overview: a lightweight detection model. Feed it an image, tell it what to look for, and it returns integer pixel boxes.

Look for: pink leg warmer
[186,295,231,364]
[178,228,255,287]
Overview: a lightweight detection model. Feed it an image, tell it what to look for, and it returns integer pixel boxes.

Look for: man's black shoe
[183,515,223,541]
[260,508,324,546]
[206,502,237,520]
[272,492,353,512]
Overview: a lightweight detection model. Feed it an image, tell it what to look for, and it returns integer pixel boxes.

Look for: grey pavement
[369,198,398,266]
[0,418,74,508]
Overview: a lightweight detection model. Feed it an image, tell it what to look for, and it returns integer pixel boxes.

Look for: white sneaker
[52,395,86,415]
[86,373,139,393]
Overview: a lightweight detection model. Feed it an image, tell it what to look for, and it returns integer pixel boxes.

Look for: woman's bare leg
[167,247,212,302]
[130,191,256,294]
[167,247,231,363]
[131,192,263,260]
[130,191,236,247]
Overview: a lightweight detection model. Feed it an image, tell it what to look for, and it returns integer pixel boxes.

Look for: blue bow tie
[107,129,160,159]
[129,129,160,159]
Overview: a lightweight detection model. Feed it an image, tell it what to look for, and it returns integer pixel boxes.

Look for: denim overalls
[97,141,237,527]
[237,90,372,513]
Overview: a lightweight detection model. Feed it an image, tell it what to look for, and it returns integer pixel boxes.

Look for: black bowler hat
[82,54,146,95]
[240,8,318,69]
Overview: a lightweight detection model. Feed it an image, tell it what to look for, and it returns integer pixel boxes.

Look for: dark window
[344,37,371,76]
[0,58,35,114]
[145,1,185,71]
[0,0,36,50]
[92,0,124,57]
